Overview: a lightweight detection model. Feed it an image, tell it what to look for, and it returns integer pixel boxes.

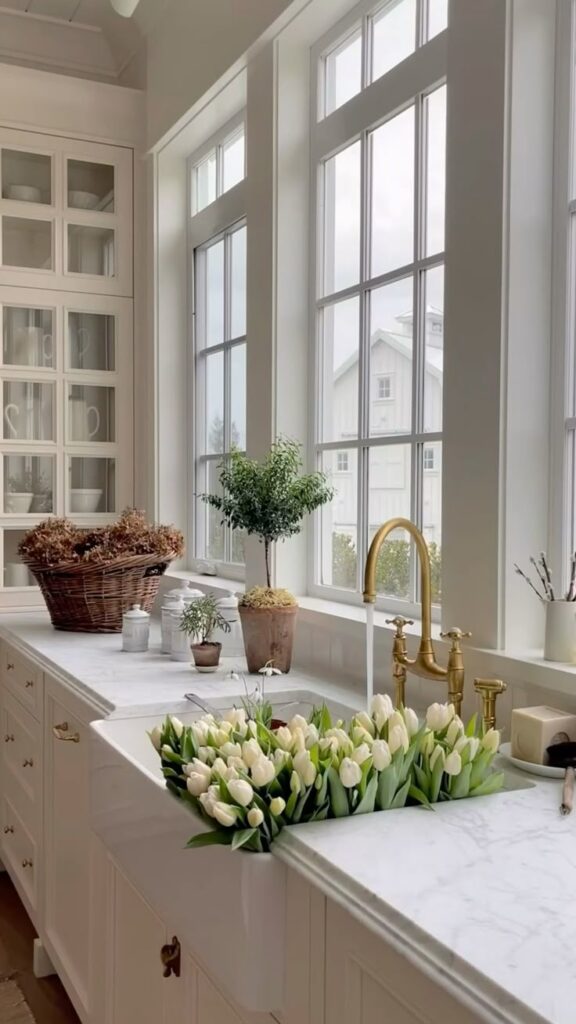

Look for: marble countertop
[0,612,570,1024]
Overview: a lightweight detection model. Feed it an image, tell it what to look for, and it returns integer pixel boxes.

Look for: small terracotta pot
[191,641,222,673]
[238,605,298,673]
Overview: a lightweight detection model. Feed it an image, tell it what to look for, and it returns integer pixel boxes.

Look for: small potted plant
[6,473,34,514]
[180,594,231,672]
[202,438,333,672]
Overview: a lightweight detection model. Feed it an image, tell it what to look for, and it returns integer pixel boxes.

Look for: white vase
[544,601,576,662]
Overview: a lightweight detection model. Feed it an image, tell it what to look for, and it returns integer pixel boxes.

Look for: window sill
[295,594,576,699]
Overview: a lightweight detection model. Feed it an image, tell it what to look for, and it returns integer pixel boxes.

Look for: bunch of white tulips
[150,694,503,853]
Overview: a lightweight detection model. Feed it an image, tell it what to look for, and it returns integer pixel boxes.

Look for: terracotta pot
[191,641,222,673]
[238,605,298,673]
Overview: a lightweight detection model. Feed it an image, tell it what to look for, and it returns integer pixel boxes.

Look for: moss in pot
[202,439,333,673]
[179,595,231,672]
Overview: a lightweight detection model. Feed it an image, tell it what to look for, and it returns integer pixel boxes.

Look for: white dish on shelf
[5,184,42,202]
[68,190,99,210]
[499,741,564,778]
[70,488,103,513]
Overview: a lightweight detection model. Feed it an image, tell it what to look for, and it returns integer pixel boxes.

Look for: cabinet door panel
[109,865,166,1024]
[44,679,95,1020]
[197,971,245,1024]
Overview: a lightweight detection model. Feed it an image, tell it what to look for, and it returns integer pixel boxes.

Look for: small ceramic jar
[161,582,203,653]
[122,604,150,653]
[170,597,191,662]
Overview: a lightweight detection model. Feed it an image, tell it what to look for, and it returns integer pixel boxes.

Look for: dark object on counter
[546,741,576,815]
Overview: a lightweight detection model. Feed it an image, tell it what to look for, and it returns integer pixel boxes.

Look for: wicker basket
[22,552,175,633]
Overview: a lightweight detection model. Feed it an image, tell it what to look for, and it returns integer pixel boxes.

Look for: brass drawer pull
[3,825,14,835]
[6,663,14,671]
[160,936,181,978]
[22,758,33,768]
[21,859,33,869]
[53,722,80,743]
[25,680,34,689]
[4,734,14,743]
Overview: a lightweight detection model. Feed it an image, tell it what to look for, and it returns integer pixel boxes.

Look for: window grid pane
[314,77,445,604]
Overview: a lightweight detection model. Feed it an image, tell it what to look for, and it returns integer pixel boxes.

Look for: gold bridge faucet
[363,517,471,717]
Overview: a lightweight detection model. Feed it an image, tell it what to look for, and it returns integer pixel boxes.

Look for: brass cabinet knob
[160,936,181,978]
[6,663,14,671]
[3,825,14,835]
[21,859,33,869]
[25,680,34,689]
[53,722,80,743]
[4,734,14,743]
[22,758,33,768]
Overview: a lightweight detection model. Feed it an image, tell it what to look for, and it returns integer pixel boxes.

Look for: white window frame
[188,113,247,580]
[308,0,446,617]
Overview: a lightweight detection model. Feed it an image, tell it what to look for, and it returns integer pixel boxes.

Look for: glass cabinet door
[68,457,115,514]
[3,306,54,368]
[3,530,34,588]
[3,381,55,441]
[1,149,52,206]
[4,454,55,514]
[67,225,115,277]
[68,311,114,371]
[2,217,53,271]
[67,159,114,213]
[67,384,115,443]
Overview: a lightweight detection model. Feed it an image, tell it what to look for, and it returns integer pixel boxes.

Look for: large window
[189,118,246,574]
[311,0,446,609]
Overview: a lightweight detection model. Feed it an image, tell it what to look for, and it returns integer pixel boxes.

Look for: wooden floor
[0,873,79,1024]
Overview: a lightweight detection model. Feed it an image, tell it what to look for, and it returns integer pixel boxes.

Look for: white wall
[146,0,296,148]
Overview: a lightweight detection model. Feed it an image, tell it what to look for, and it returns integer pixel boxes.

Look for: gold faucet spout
[363,517,469,714]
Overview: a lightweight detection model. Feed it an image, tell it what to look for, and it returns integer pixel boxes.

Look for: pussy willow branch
[540,552,555,601]
[514,564,546,602]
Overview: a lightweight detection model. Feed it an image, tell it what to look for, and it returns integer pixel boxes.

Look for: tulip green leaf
[465,713,478,738]
[186,831,232,848]
[328,767,350,817]
[429,752,445,803]
[449,763,472,800]
[376,764,398,811]
[391,777,411,809]
[314,770,329,808]
[408,785,433,810]
[181,728,196,762]
[285,788,299,820]
[469,771,504,797]
[292,787,313,824]
[469,749,492,789]
[231,828,259,851]
[413,763,430,798]
[354,774,378,815]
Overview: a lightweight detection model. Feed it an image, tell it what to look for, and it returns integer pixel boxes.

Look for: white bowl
[70,488,103,514]
[5,492,34,514]
[5,184,42,203]
[68,190,99,210]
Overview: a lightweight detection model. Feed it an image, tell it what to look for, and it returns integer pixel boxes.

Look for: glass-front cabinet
[0,125,134,600]
[0,128,132,296]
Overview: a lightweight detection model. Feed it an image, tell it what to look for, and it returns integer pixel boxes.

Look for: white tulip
[273,748,289,767]
[247,807,264,827]
[289,714,309,733]
[421,729,435,756]
[446,717,464,748]
[403,707,420,738]
[269,796,286,816]
[184,757,211,781]
[444,750,462,776]
[291,727,307,754]
[191,721,210,744]
[170,716,184,738]
[220,741,243,760]
[388,710,405,733]
[290,770,301,794]
[320,736,340,756]
[242,739,263,768]
[294,750,317,786]
[212,758,231,779]
[352,726,374,747]
[223,707,247,732]
[305,723,319,749]
[388,722,409,754]
[354,711,376,737]
[198,785,220,817]
[197,746,215,764]
[371,692,394,729]
[227,756,247,772]
[214,726,233,746]
[186,771,210,796]
[247,719,258,738]
[467,736,481,759]
[482,728,500,754]
[372,739,392,771]
[251,756,276,787]
[326,727,353,754]
[148,726,162,751]
[339,757,362,788]
[351,743,371,766]
[275,726,294,751]
[430,744,445,771]
[426,703,453,733]
[212,801,239,828]
[227,778,254,807]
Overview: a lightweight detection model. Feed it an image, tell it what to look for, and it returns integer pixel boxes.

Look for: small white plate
[499,742,564,778]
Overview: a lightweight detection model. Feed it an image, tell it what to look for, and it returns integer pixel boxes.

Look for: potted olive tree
[180,595,231,672]
[202,439,333,672]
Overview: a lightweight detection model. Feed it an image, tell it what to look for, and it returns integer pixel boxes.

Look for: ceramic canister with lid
[213,591,244,657]
[161,582,203,653]
[170,597,191,662]
[122,604,150,653]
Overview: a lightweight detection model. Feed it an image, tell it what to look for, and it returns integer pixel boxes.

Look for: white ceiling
[0,0,166,82]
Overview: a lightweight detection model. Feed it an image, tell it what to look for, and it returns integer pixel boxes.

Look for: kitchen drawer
[2,645,43,720]
[0,690,40,834]
[1,794,37,914]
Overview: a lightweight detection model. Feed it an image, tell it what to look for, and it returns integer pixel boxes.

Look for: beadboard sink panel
[90,711,287,1013]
